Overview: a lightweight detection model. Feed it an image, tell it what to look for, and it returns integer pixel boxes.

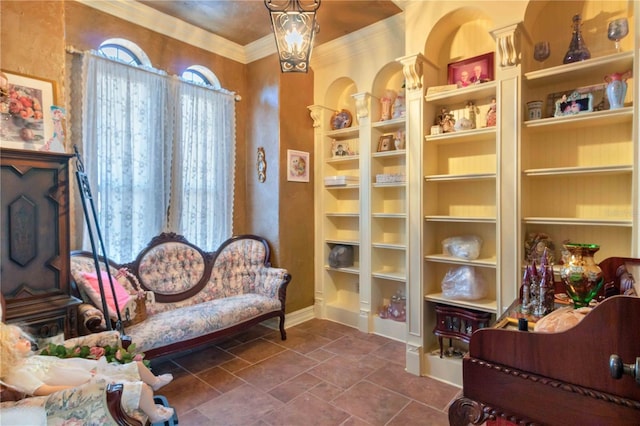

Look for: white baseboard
[262,306,316,330]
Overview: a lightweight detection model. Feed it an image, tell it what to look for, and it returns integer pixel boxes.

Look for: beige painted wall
[245,55,316,313]
[0,1,315,315]
[278,68,316,312]
[1,1,66,105]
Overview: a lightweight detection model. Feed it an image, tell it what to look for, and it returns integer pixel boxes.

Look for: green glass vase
[560,243,603,307]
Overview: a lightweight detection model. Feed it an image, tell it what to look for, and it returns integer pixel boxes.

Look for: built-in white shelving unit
[312,0,637,387]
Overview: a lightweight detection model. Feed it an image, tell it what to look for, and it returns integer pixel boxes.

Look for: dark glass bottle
[563,14,591,63]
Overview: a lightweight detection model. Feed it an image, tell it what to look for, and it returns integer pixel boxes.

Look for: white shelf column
[353,92,372,333]
[398,53,426,376]
[491,22,524,315]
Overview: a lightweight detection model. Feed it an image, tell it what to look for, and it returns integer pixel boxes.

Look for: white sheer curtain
[169,79,235,250]
[81,53,171,262]
[79,52,236,261]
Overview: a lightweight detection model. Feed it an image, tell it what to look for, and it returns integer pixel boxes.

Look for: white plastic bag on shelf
[441,266,488,300]
[442,235,483,260]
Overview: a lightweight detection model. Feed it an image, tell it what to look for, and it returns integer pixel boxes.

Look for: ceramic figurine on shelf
[524,232,555,265]
[466,101,479,129]
[380,89,397,121]
[436,107,455,133]
[485,98,497,127]
[392,84,406,119]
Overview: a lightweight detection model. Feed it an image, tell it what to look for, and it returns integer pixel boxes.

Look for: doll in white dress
[0,322,175,423]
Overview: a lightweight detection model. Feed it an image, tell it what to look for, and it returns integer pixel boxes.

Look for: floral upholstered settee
[70,234,292,358]
[0,331,144,426]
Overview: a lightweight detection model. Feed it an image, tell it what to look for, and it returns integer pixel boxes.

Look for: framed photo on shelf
[554,91,593,117]
[576,83,609,111]
[287,149,310,182]
[377,134,395,152]
[447,52,494,87]
[332,140,350,157]
[0,70,57,151]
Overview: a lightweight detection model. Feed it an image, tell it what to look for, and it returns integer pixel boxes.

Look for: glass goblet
[533,41,550,65]
[607,18,629,52]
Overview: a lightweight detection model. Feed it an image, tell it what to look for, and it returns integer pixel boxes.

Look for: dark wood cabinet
[433,304,492,358]
[1,148,80,338]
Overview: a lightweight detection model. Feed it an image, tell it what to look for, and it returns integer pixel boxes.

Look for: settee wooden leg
[279,314,287,340]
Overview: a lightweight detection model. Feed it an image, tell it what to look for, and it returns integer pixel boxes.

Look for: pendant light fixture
[264,0,320,73]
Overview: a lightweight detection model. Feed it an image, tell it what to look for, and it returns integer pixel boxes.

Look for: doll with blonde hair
[0,322,175,423]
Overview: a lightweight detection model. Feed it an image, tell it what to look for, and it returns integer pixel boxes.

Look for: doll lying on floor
[0,322,175,424]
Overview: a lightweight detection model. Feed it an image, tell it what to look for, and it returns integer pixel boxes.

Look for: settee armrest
[254,266,292,300]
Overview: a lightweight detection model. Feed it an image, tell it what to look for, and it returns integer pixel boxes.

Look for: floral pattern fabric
[137,242,205,294]
[0,380,146,426]
[126,293,281,353]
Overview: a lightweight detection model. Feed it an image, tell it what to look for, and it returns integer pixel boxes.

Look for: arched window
[181,65,221,89]
[78,39,235,261]
[98,38,151,67]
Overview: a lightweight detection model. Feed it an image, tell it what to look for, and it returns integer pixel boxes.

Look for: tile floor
[150,319,462,426]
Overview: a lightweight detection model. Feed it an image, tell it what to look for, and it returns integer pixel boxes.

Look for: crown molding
[245,35,278,64]
[311,13,404,70]
[76,0,404,68]
[76,0,247,64]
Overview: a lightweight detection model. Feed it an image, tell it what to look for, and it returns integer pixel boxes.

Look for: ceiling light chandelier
[264,0,320,73]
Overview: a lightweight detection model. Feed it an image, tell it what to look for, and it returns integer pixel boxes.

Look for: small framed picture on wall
[0,70,59,151]
[287,149,310,182]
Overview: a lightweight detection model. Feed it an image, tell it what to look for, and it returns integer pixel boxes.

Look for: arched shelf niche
[522,0,634,73]
[422,8,495,88]
[370,62,404,124]
[324,77,359,127]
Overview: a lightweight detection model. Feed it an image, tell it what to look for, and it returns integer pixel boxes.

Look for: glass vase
[563,14,591,64]
[560,243,603,307]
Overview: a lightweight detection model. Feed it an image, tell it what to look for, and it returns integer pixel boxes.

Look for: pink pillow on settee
[81,271,132,319]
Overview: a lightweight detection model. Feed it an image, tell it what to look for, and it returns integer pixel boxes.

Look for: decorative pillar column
[309,104,335,320]
[351,92,372,333]
[490,22,524,315]
[397,53,426,376]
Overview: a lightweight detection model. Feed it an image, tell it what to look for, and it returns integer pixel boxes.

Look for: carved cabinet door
[1,148,80,338]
